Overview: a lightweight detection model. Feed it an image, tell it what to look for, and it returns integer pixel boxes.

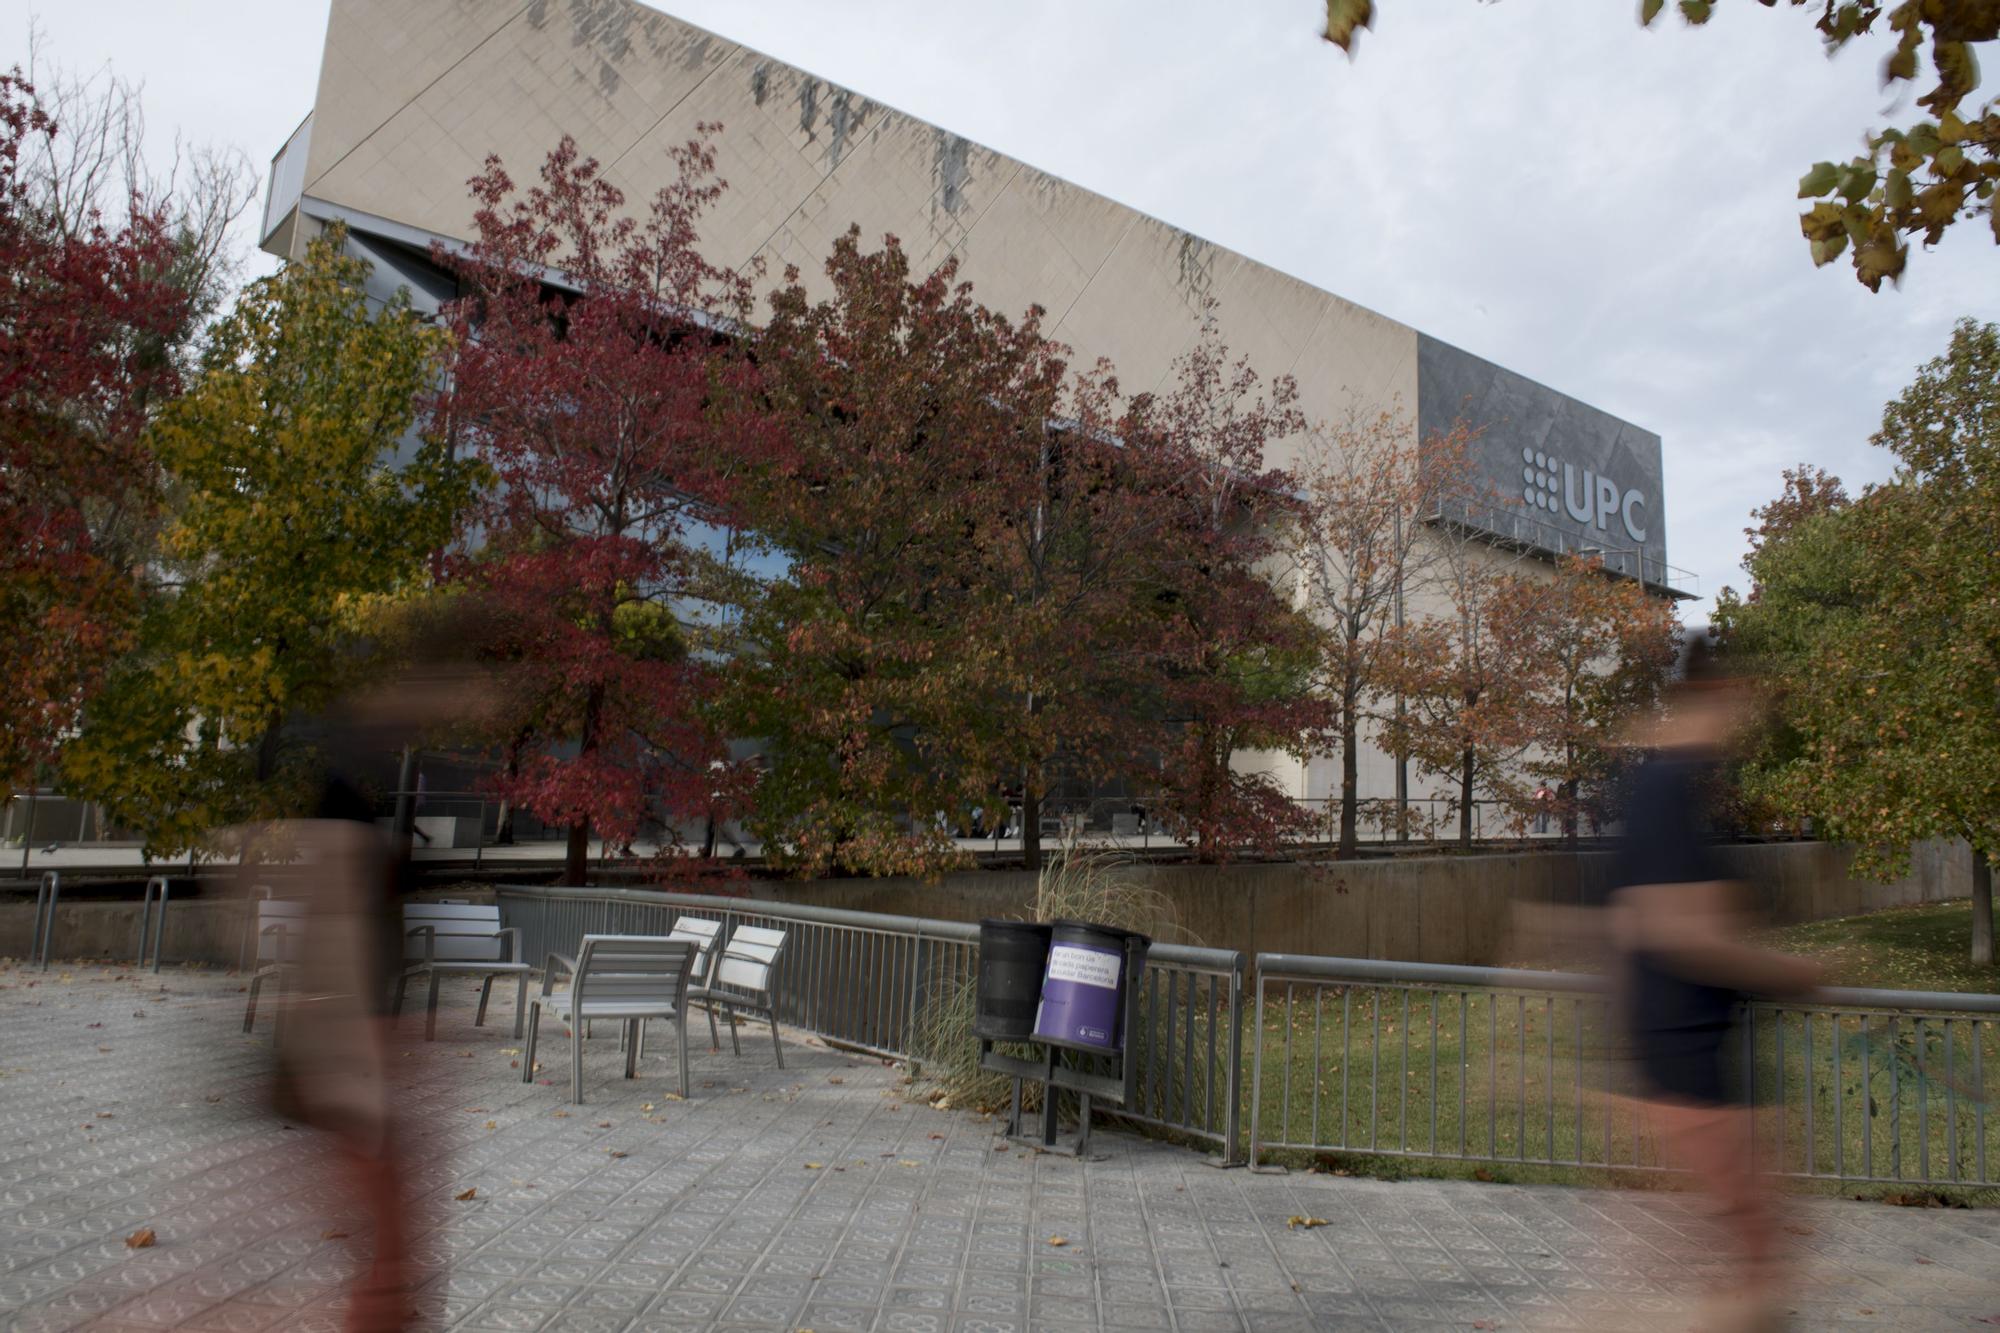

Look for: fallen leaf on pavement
[1047,1236,1068,1247]
[454,1188,477,1201]
[321,1229,350,1240]
[1287,1216,1329,1230]
[124,1228,155,1249]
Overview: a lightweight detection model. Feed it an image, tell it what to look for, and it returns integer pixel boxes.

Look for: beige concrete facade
[261,0,1671,812]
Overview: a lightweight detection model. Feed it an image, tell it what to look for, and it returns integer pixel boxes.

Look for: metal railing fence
[1249,953,2000,1187]
[491,885,1248,1161]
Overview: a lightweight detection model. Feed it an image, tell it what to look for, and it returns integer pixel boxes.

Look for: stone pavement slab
[2,962,1997,1331]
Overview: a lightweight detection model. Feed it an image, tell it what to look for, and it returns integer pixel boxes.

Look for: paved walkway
[2,964,1997,1332]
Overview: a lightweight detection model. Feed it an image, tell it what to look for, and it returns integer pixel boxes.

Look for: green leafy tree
[1319,1,2000,289]
[64,225,476,853]
[1726,318,1999,964]
[732,231,1056,878]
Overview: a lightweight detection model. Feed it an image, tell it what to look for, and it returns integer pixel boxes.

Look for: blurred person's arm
[1609,879,1820,996]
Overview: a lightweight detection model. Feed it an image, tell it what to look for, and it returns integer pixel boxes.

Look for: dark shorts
[1633,1028,1735,1106]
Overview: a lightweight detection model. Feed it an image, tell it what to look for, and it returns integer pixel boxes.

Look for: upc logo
[1519,446,1648,544]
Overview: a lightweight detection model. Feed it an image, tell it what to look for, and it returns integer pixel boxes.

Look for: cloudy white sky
[8,0,1994,613]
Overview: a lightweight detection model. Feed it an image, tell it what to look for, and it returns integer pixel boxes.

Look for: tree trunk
[562,683,607,887]
[1021,783,1042,873]
[494,800,514,846]
[1458,746,1474,849]
[1338,672,1360,858]
[563,819,591,887]
[1973,845,1994,967]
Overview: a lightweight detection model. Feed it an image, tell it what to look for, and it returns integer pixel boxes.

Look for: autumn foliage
[431,128,774,885]
[0,72,190,792]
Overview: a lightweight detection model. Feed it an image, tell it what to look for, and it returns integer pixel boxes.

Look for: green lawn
[1755,899,2000,995]
[1239,904,2000,1194]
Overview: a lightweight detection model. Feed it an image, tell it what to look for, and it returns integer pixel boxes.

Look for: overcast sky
[8,0,1994,614]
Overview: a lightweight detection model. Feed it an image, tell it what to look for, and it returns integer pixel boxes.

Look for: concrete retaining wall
[717,838,1974,965]
[1,840,1972,968]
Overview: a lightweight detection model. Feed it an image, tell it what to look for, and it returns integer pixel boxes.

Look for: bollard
[32,870,59,971]
[137,876,171,972]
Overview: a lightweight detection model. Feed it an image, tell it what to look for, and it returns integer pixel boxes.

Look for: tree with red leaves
[0,70,190,791]
[1124,317,1330,863]
[432,128,775,885]
[734,229,1074,877]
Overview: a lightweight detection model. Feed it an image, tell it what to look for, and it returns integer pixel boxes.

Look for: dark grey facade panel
[1416,333,1673,589]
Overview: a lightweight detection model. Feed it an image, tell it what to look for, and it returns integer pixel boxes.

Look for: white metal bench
[240,898,306,1039]
[393,902,531,1040]
[525,935,698,1103]
[689,924,788,1069]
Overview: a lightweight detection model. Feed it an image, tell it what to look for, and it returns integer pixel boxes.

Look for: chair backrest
[573,935,696,1013]
[402,902,505,963]
[255,899,308,966]
[668,916,723,981]
[713,924,786,997]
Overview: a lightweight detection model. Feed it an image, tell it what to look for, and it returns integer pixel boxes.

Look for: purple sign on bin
[1033,938,1124,1051]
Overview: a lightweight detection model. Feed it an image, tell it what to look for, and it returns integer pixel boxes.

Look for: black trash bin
[974,919,1052,1041]
[1032,920,1149,1054]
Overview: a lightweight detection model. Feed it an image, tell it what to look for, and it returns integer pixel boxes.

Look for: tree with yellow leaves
[64,225,478,854]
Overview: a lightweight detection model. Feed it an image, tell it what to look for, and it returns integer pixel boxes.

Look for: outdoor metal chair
[240,898,306,1039]
[668,915,724,986]
[392,902,531,1040]
[578,916,722,1046]
[524,935,697,1103]
[688,924,788,1069]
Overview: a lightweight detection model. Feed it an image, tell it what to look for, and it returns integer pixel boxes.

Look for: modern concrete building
[261,0,1692,827]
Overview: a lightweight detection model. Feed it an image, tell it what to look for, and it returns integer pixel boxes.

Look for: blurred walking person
[257,600,509,1332]
[1601,634,1819,1332]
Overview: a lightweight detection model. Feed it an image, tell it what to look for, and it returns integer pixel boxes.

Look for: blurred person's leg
[1642,1040,1788,1332]
[283,819,415,1333]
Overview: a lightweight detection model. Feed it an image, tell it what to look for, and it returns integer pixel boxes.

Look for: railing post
[1242,960,1261,1169]
[904,925,926,1077]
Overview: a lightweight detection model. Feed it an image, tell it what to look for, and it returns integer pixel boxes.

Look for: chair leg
[243,971,264,1033]
[624,1019,638,1079]
[273,966,292,1046]
[636,1020,647,1061]
[522,1006,541,1083]
[571,1017,584,1104]
[475,975,495,1028]
[705,999,720,1052]
[390,970,409,1020]
[513,974,528,1040]
[726,1004,741,1056]
[424,973,442,1042]
[677,1010,690,1099]
[769,1009,784,1070]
